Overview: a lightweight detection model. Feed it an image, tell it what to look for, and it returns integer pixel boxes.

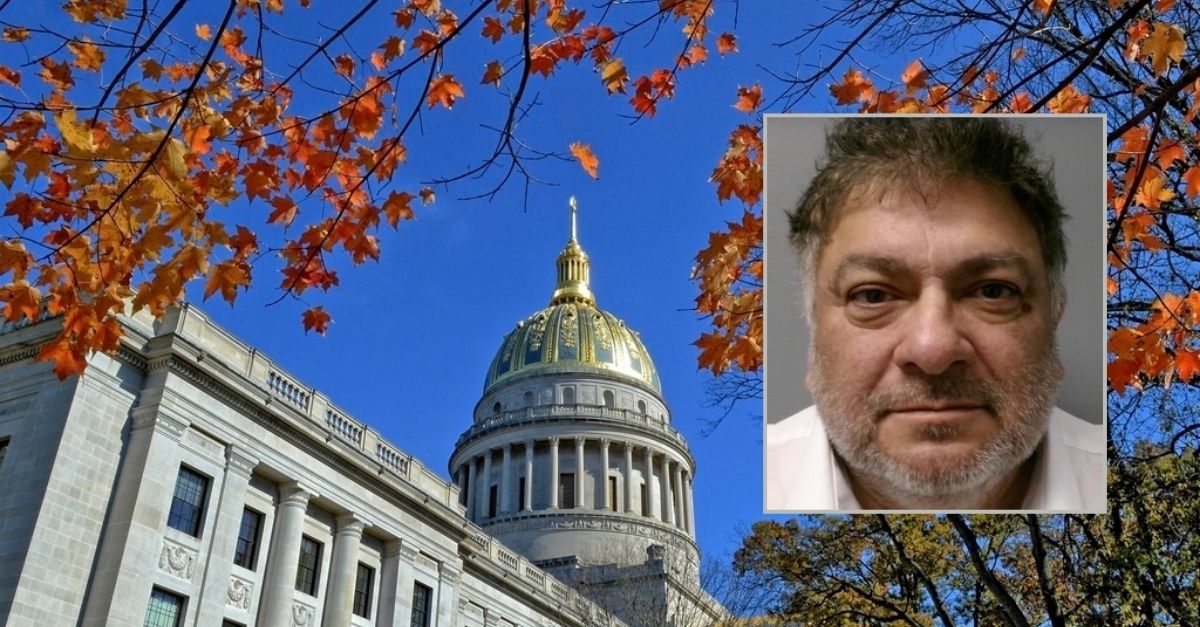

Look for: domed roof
[481,198,661,395]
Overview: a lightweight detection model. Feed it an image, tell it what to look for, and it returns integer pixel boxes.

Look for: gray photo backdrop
[764,115,1105,425]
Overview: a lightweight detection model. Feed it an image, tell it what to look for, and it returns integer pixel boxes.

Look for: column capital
[279,480,318,506]
[524,439,535,450]
[225,444,259,478]
[575,437,586,448]
[335,512,369,537]
[599,437,611,448]
[131,405,190,440]
[549,436,560,445]
[439,563,461,583]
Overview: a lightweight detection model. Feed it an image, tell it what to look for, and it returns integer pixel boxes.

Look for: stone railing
[457,404,689,451]
[459,519,619,623]
[123,304,462,516]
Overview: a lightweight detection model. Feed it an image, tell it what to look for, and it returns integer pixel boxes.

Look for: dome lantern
[549,196,594,306]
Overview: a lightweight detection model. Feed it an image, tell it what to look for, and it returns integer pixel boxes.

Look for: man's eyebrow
[828,252,1035,290]
[830,255,907,290]
[954,253,1034,282]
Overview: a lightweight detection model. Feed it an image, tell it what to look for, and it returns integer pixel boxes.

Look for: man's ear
[805,369,814,390]
[1054,287,1067,327]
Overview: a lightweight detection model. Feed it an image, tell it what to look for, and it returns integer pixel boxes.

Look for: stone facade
[0,306,625,626]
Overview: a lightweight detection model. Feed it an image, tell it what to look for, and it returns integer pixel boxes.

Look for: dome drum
[475,376,669,425]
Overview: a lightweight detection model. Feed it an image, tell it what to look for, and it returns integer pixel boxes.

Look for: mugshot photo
[763,115,1106,513]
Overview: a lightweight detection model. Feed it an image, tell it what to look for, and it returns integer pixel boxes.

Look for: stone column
[466,457,477,521]
[435,563,462,627]
[599,439,611,510]
[194,445,259,626]
[645,448,661,520]
[257,481,317,627]
[479,450,493,519]
[394,542,420,626]
[574,437,586,509]
[323,513,368,627]
[523,440,534,512]
[81,405,191,626]
[549,437,560,508]
[685,472,696,536]
[500,444,513,515]
[661,456,675,526]
[623,443,634,514]
[455,466,468,508]
[376,540,402,627]
[672,463,685,530]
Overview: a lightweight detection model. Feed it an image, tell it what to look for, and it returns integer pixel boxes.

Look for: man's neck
[841,451,1039,510]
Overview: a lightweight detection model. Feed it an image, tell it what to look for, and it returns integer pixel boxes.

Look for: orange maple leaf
[0,65,20,88]
[830,68,874,105]
[1046,84,1090,113]
[734,84,762,113]
[419,187,436,204]
[1108,357,1140,396]
[900,59,928,93]
[302,306,332,335]
[482,60,504,86]
[196,23,212,40]
[1183,165,1200,199]
[0,280,41,323]
[716,33,737,55]
[268,196,299,226]
[36,338,88,381]
[569,142,599,179]
[334,54,356,78]
[1139,22,1186,76]
[1179,350,1200,383]
[600,59,628,94]
[68,38,105,72]
[482,16,504,43]
[382,191,414,227]
[427,74,464,109]
[203,259,251,304]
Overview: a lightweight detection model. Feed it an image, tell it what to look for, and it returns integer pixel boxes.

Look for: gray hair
[788,117,1068,319]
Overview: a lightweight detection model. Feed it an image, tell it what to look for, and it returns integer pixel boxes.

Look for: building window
[523,390,534,406]
[517,477,526,510]
[166,467,209,537]
[295,535,322,596]
[232,508,263,570]
[411,582,433,627]
[559,473,575,509]
[562,386,575,405]
[353,563,374,619]
[488,485,498,518]
[637,400,647,414]
[221,621,245,627]
[0,437,8,470]
[603,390,615,407]
[608,476,618,512]
[143,587,185,627]
[641,482,649,516]
[492,401,501,414]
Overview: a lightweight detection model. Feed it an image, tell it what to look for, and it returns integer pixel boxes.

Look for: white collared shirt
[764,406,1106,512]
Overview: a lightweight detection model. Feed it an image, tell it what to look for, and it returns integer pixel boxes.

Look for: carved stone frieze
[158,539,197,580]
[226,576,253,610]
[291,601,315,627]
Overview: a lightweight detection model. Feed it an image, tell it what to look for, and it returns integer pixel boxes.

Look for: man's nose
[892,292,973,375]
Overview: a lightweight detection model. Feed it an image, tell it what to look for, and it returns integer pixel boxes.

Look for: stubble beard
[809,344,1061,503]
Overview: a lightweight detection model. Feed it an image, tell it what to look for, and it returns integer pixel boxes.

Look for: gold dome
[481,198,661,395]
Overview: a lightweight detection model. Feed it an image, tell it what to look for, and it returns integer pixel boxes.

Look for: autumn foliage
[0,0,740,379]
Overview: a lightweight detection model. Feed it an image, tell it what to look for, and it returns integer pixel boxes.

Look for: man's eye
[848,288,892,305]
[974,283,1019,299]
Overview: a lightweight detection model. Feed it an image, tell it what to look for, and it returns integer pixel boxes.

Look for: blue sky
[167,2,820,565]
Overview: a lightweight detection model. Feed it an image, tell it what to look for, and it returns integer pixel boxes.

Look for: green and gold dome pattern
[482,199,661,395]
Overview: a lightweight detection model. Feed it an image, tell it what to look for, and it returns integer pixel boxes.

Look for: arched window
[492,402,501,414]
[523,391,534,406]
[603,390,615,408]
[637,400,647,414]
[562,387,575,405]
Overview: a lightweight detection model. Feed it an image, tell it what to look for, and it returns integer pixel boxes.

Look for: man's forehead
[829,252,1037,287]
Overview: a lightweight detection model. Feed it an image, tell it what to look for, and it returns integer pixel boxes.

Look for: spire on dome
[550,196,594,306]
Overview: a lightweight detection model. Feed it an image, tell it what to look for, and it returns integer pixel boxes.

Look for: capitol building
[0,206,723,627]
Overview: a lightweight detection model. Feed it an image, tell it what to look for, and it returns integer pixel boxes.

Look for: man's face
[807,178,1063,501]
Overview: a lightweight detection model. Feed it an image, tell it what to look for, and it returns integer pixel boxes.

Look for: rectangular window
[232,508,263,570]
[488,484,498,518]
[143,587,185,627]
[608,476,618,512]
[559,473,575,509]
[517,477,526,510]
[221,621,245,627]
[640,482,649,516]
[0,437,8,469]
[410,582,432,627]
[353,563,374,618]
[166,466,209,537]
[295,535,322,596]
